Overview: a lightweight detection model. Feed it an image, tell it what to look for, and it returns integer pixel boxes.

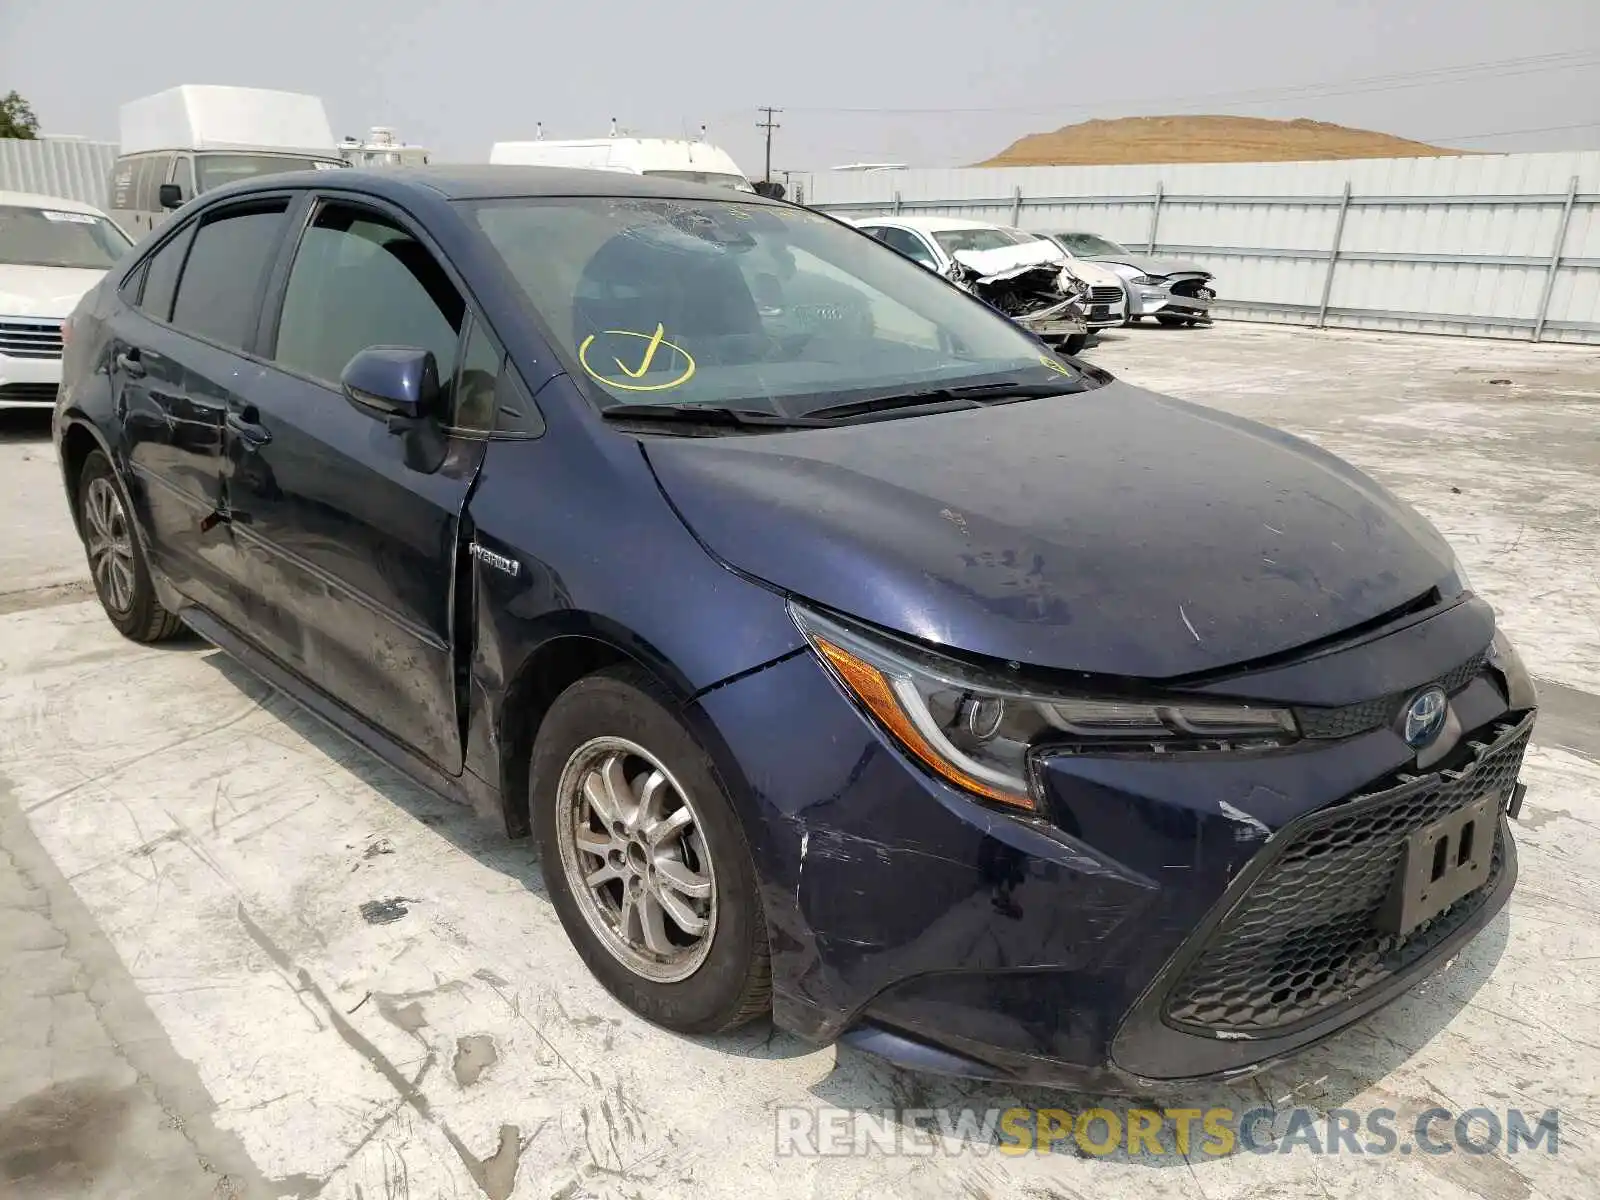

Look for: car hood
[1091,253,1210,278]
[951,240,1066,282]
[643,381,1456,679]
[0,265,106,319]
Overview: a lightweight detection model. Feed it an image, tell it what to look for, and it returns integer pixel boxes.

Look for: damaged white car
[849,216,1125,355]
[1037,230,1215,327]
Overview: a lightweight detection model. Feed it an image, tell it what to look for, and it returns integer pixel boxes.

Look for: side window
[135,222,196,322]
[272,202,464,398]
[170,156,195,205]
[109,161,136,211]
[132,154,173,212]
[169,202,288,350]
[878,227,938,270]
[451,315,503,432]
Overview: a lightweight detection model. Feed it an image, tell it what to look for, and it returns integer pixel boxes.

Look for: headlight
[1131,274,1168,287]
[791,604,1299,812]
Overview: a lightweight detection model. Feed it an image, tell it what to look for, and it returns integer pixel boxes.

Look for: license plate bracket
[1379,794,1496,936]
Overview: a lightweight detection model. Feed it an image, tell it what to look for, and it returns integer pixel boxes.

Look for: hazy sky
[5,0,1599,173]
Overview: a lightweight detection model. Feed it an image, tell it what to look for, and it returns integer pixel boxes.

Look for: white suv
[0,191,133,409]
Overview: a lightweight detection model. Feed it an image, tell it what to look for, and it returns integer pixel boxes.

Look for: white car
[0,191,134,409]
[1036,231,1215,326]
[850,215,1129,334]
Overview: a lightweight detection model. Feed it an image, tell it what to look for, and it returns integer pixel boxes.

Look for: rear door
[221,194,493,774]
[113,196,291,623]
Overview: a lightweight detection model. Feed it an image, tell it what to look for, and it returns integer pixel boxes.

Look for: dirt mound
[977,115,1463,167]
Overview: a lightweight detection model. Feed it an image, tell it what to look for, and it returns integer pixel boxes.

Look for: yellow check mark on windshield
[614,323,668,378]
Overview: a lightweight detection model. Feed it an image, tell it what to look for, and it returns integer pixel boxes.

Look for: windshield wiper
[600,403,829,429]
[804,379,1085,422]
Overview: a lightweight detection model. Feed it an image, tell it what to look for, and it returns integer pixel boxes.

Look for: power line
[777,47,1600,117]
[756,106,782,183]
[1425,119,1600,143]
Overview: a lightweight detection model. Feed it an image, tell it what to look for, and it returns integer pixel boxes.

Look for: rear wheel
[532,666,771,1033]
[76,451,184,643]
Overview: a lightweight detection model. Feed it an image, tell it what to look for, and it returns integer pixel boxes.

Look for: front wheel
[76,450,184,643]
[1062,333,1088,355]
[1156,313,1190,328]
[532,666,771,1034]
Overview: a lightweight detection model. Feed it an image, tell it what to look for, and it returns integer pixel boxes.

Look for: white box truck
[109,85,347,235]
[489,134,754,192]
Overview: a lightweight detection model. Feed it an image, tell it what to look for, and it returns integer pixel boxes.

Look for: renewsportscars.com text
[774,1105,1560,1158]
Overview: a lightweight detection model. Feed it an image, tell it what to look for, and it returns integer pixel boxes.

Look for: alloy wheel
[555,737,718,983]
[83,476,137,614]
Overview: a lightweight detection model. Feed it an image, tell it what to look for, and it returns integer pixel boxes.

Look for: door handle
[226,406,272,448]
[115,349,146,378]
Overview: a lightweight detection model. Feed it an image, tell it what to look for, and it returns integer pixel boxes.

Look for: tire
[532,665,771,1034]
[76,450,184,643]
[1062,333,1088,355]
[1156,314,1189,328]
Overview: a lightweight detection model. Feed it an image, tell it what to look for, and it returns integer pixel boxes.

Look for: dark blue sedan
[52,167,1537,1091]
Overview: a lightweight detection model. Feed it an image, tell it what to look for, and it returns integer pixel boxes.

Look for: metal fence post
[892,190,903,215]
[1146,181,1164,253]
[1010,185,1023,227]
[1316,182,1353,329]
[1533,174,1579,342]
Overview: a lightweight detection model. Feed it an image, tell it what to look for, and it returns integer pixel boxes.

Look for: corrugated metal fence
[0,138,119,209]
[803,151,1600,343]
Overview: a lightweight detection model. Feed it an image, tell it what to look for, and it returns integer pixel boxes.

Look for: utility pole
[756,106,782,184]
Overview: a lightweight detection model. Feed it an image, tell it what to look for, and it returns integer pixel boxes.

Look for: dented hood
[951,240,1067,283]
[1091,253,1211,278]
[642,382,1457,679]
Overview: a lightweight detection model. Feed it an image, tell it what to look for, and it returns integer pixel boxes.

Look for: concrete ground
[0,320,1596,1200]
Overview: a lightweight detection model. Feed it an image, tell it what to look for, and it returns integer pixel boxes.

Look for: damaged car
[57,167,1536,1092]
[1038,230,1215,327]
[851,216,1126,354]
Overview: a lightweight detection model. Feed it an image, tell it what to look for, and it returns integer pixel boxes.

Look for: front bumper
[694,602,1531,1091]
[0,347,64,409]
[1017,301,1088,341]
[1129,279,1215,319]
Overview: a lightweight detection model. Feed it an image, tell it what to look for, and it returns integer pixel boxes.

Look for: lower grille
[0,382,58,405]
[1089,286,1123,305]
[1297,646,1489,740]
[1169,277,1212,299]
[1164,720,1527,1034]
[0,319,64,360]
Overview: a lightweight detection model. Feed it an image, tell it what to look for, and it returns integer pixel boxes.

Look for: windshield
[196,154,345,192]
[643,170,756,193]
[1053,232,1131,257]
[930,227,1029,255]
[0,205,132,269]
[470,197,1089,416]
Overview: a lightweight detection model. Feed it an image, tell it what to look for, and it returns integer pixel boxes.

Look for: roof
[0,189,107,216]
[852,214,1012,234]
[209,164,787,205]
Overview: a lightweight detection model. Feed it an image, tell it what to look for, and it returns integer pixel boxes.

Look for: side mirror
[340,346,448,473]
[158,183,185,210]
[340,345,440,424]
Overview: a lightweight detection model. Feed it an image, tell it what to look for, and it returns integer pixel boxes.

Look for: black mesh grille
[1164,721,1526,1034]
[1296,647,1489,740]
